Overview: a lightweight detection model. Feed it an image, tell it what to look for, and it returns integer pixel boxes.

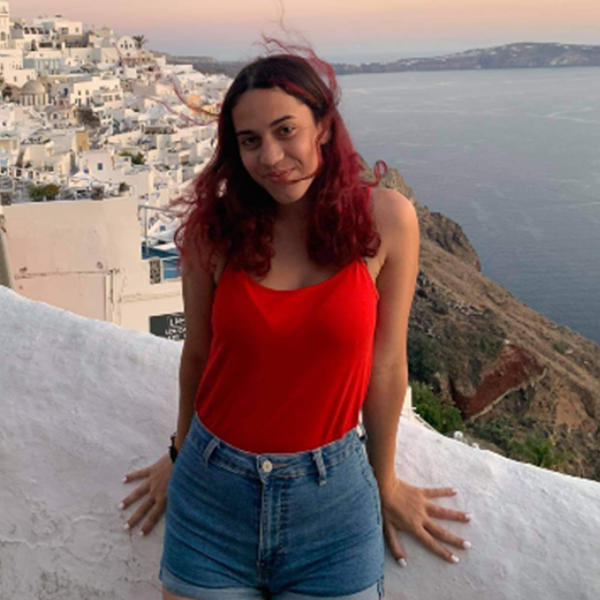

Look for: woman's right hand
[119,453,172,536]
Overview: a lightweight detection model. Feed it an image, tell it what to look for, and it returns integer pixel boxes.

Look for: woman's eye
[278,125,295,136]
[240,137,258,148]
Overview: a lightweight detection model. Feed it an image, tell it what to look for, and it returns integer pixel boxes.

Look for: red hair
[171,43,384,276]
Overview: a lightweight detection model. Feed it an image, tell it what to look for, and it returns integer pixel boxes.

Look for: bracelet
[169,433,178,463]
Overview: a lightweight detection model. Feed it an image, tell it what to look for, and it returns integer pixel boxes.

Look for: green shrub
[119,150,145,165]
[28,184,60,201]
[412,381,464,434]
[408,332,440,385]
[509,436,571,469]
[469,415,515,452]
[552,340,568,354]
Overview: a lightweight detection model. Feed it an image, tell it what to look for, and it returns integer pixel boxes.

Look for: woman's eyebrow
[236,115,293,137]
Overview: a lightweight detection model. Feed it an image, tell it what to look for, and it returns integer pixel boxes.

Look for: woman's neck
[275,196,309,230]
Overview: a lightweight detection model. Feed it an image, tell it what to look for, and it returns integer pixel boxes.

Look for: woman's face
[231,87,327,207]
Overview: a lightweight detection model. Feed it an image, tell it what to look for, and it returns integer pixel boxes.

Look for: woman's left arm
[362,188,471,566]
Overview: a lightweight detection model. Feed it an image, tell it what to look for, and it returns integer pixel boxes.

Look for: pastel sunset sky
[13,0,600,61]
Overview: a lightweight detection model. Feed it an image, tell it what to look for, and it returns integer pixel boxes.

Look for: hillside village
[0,1,229,207]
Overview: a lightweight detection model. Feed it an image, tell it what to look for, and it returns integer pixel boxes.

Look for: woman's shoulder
[181,236,227,288]
[369,186,418,255]
[370,186,416,225]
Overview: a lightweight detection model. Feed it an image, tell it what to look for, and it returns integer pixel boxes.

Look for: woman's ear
[318,119,332,145]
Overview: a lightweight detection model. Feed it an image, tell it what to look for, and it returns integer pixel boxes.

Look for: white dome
[21,79,45,95]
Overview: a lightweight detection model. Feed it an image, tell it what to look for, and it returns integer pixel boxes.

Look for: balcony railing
[142,245,180,284]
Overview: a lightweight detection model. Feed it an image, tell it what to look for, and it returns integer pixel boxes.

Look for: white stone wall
[21,142,53,167]
[0,286,599,599]
[3,66,36,86]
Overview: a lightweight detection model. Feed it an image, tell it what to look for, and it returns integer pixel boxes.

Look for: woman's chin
[266,183,313,206]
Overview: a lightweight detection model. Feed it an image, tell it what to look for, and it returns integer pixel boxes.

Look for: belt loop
[202,437,219,465]
[312,448,327,486]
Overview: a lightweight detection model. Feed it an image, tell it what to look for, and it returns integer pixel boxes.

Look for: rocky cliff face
[334,42,600,74]
[378,168,600,481]
[176,42,600,78]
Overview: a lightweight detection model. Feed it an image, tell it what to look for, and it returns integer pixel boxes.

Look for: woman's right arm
[119,245,217,536]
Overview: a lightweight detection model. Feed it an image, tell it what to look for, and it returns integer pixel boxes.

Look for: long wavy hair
[172,47,383,276]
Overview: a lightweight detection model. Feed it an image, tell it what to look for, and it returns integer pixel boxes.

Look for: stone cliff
[333,42,600,74]
[173,42,600,77]
[378,167,600,481]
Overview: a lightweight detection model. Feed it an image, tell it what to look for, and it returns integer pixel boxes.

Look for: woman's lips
[265,169,293,183]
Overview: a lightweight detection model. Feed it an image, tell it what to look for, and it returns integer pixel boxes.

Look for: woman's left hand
[380,477,471,565]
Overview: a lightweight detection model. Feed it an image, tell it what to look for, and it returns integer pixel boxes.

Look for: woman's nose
[259,137,284,167]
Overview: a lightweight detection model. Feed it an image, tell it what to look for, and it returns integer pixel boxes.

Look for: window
[97,163,103,171]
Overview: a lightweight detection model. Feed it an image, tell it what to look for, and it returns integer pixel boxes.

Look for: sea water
[339,67,600,345]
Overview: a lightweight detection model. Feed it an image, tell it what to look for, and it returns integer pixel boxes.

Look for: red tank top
[194,257,379,452]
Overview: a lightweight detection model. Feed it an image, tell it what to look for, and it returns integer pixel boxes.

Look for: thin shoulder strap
[214,252,230,288]
[361,185,373,267]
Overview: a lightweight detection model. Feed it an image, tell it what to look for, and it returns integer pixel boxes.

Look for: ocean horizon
[339,67,600,346]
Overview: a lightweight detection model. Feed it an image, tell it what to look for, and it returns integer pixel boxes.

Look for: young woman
[120,49,471,600]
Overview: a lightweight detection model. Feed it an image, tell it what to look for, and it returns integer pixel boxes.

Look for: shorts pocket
[356,446,383,527]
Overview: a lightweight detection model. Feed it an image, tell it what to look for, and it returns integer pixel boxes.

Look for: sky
[11,0,600,62]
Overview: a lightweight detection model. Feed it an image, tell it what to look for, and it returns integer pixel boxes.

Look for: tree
[28,184,60,201]
[77,108,100,129]
[119,150,145,165]
[132,35,147,50]
[91,186,104,200]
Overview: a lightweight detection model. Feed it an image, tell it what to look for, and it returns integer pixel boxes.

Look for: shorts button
[262,460,273,473]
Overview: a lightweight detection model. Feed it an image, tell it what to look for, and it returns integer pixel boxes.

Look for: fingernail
[138,530,145,537]
[462,540,472,549]
[122,476,128,483]
[118,502,124,510]
[451,488,458,494]
[123,523,130,531]
[465,513,473,521]
[397,558,407,568]
[450,555,459,563]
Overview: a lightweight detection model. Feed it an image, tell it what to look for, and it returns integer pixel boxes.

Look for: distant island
[166,42,600,77]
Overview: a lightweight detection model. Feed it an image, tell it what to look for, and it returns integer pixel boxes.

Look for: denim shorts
[159,413,385,599]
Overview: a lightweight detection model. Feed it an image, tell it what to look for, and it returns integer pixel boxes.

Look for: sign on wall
[149,312,186,341]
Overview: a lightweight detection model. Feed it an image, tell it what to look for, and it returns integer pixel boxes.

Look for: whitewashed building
[0,1,9,49]
[1,196,183,334]
[23,49,64,74]
[33,15,83,37]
